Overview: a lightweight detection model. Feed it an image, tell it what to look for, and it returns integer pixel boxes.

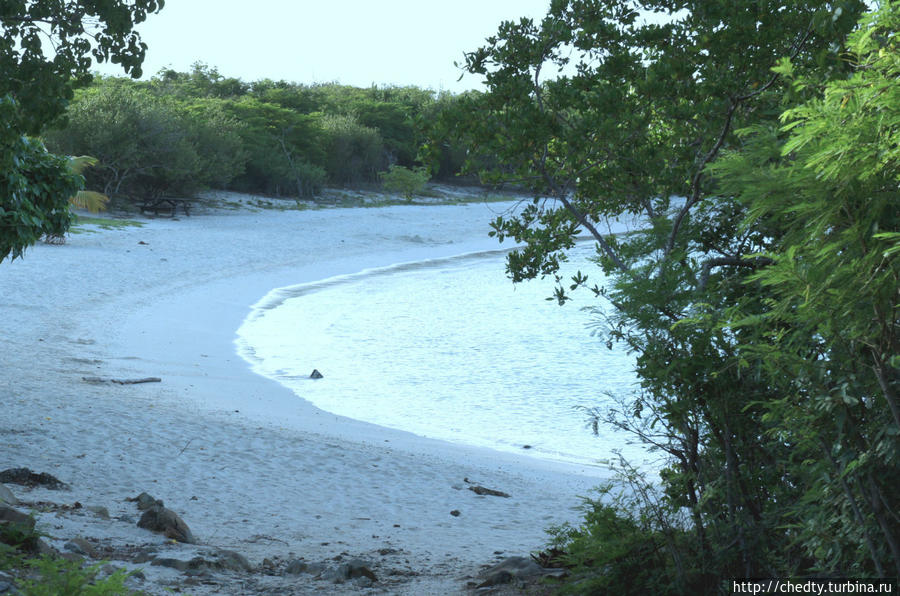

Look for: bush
[44,82,246,199]
[317,113,384,185]
[379,164,430,200]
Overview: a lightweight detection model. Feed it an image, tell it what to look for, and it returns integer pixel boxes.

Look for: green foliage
[379,164,430,200]
[452,0,899,590]
[15,557,132,596]
[0,513,132,595]
[0,120,80,262]
[710,2,900,576]
[317,113,384,185]
[223,96,325,197]
[0,0,164,135]
[1,0,162,260]
[44,82,246,199]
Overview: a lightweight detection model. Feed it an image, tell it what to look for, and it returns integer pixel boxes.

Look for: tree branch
[698,255,774,289]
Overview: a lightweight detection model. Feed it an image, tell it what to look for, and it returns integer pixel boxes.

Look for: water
[236,243,648,467]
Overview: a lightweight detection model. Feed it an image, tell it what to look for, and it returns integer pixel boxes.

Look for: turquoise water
[236,243,648,467]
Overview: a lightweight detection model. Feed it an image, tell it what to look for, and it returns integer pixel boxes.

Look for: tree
[1,0,164,261]
[380,164,430,200]
[45,82,247,199]
[317,113,384,186]
[224,96,325,198]
[711,4,900,574]
[44,83,199,198]
[445,0,882,588]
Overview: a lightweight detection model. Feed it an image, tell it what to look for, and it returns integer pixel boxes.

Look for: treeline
[43,64,471,200]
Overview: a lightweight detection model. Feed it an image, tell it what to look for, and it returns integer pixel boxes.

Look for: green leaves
[455,0,899,587]
[0,132,79,262]
[1,1,163,260]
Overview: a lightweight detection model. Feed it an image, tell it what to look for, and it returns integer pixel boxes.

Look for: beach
[0,193,611,594]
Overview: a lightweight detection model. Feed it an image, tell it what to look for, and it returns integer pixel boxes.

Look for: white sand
[0,193,611,594]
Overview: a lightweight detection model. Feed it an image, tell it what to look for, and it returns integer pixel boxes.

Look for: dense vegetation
[42,65,472,202]
[447,0,898,592]
[3,0,897,593]
[1,0,163,261]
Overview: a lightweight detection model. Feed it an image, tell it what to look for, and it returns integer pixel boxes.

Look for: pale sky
[93,0,553,92]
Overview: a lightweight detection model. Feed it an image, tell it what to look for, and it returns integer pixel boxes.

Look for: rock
[64,537,98,558]
[320,560,376,584]
[133,550,155,564]
[129,492,163,511]
[477,556,545,588]
[0,484,18,506]
[310,369,324,379]
[0,468,69,490]
[137,505,196,544]
[35,538,58,557]
[151,557,195,572]
[346,559,377,582]
[213,549,253,572]
[284,559,308,575]
[467,484,511,498]
[0,505,34,531]
[85,505,110,520]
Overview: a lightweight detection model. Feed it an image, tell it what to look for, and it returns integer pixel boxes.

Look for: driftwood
[82,376,161,385]
[464,477,511,498]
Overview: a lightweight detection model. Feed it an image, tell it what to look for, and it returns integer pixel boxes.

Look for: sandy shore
[0,193,610,594]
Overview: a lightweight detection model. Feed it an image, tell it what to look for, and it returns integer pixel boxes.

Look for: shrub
[379,164,430,200]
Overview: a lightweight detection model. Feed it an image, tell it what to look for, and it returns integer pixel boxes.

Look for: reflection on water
[236,243,649,467]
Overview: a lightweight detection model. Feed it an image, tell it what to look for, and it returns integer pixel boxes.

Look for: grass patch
[72,216,145,232]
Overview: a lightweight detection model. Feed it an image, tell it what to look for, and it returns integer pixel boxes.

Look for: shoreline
[1,193,612,593]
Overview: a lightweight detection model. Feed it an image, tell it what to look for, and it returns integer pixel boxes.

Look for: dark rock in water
[477,556,544,588]
[138,505,196,544]
[310,369,324,379]
[0,468,69,490]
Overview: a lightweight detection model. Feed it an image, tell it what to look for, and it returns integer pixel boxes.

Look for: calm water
[235,243,648,467]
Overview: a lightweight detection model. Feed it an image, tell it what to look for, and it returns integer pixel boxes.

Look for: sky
[93,0,553,92]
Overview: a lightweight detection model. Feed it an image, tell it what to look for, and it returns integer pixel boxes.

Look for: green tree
[317,113,384,185]
[45,82,247,199]
[1,0,163,261]
[380,164,430,200]
[446,0,881,588]
[44,83,199,197]
[224,96,325,198]
[711,4,900,575]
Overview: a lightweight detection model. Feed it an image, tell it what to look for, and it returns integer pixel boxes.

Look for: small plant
[1,515,135,595]
[379,165,430,200]
[17,556,133,596]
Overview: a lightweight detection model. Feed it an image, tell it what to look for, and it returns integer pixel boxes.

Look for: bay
[236,242,649,468]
